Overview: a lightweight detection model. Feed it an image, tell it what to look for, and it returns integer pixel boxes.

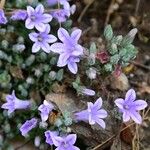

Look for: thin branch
[105,0,115,26]
[135,0,141,16]
[14,140,31,150]
[5,8,59,16]
[130,61,150,71]
[78,0,95,23]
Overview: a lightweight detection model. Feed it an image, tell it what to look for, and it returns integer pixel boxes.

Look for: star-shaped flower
[29,24,57,53]
[38,100,54,122]
[115,89,147,124]
[52,134,80,150]
[25,4,52,32]
[75,98,107,128]
[1,90,31,115]
[45,130,58,145]
[20,118,38,136]
[50,28,83,74]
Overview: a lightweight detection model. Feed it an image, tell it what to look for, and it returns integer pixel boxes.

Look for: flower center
[123,104,129,110]
[31,15,36,21]
[37,35,43,42]
[62,141,68,148]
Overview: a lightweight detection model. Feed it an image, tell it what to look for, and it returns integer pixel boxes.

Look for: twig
[130,61,150,71]
[14,140,31,150]
[78,0,95,23]
[105,0,115,25]
[5,8,59,16]
[92,122,135,150]
[135,0,141,16]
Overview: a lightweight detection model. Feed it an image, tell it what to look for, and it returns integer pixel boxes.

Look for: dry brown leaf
[10,66,24,79]
[51,82,67,93]
[139,85,150,94]
[120,123,134,144]
[110,73,129,91]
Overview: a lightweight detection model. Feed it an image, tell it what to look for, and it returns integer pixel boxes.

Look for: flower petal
[35,23,46,32]
[52,136,63,147]
[58,27,70,42]
[46,35,57,43]
[134,100,147,110]
[96,118,106,129]
[72,45,83,56]
[122,111,130,122]
[82,88,95,96]
[89,114,95,125]
[32,43,41,53]
[115,98,124,109]
[40,42,50,53]
[66,134,77,145]
[75,110,89,121]
[71,29,82,42]
[130,111,142,124]
[50,43,65,53]
[25,18,34,29]
[97,109,108,118]
[57,53,69,67]
[27,6,34,16]
[42,14,53,23]
[125,89,136,102]
[29,33,38,42]
[44,24,50,34]
[35,4,44,14]
[94,97,102,108]
[67,61,78,74]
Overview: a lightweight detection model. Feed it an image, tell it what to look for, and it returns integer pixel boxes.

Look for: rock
[110,73,130,91]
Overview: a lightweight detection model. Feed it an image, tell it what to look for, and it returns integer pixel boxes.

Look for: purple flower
[115,89,147,124]
[1,90,31,115]
[81,88,95,96]
[52,9,68,23]
[38,100,54,122]
[25,4,52,32]
[20,118,38,136]
[52,134,80,150]
[0,9,7,24]
[45,130,58,145]
[47,0,68,6]
[50,28,83,74]
[11,10,27,21]
[29,24,57,53]
[75,98,107,129]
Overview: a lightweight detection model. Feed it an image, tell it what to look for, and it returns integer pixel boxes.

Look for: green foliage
[102,25,138,73]
[104,25,113,41]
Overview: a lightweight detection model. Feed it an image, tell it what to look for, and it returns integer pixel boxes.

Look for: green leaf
[56,69,64,81]
[110,54,120,64]
[89,42,97,54]
[104,25,113,41]
[108,43,118,55]
[104,63,113,72]
[111,35,123,45]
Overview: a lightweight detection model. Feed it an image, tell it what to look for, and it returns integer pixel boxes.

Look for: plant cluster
[0,0,148,150]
